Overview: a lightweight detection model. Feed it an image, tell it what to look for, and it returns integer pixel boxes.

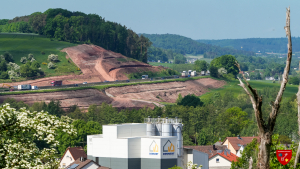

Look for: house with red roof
[209,149,238,169]
[222,136,259,156]
[60,146,87,169]
[66,157,111,169]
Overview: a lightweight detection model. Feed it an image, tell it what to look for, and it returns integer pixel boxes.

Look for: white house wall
[60,150,74,169]
[209,155,231,168]
[236,146,244,157]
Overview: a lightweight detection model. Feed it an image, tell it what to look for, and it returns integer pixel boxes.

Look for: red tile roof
[223,137,260,152]
[67,159,98,169]
[184,145,227,158]
[61,147,87,162]
[211,151,238,162]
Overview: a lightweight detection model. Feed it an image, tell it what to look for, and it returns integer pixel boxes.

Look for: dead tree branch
[236,7,292,169]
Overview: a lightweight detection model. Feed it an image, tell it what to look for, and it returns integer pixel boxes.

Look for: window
[216,158,220,163]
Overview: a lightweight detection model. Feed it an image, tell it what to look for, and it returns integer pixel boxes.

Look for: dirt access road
[0,78,225,110]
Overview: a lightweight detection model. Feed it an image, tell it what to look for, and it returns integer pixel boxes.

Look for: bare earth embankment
[2,44,163,87]
[0,78,225,110]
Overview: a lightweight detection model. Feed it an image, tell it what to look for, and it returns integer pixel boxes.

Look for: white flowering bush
[31,57,36,62]
[48,62,56,69]
[20,57,27,64]
[218,67,227,76]
[48,54,59,62]
[28,53,34,60]
[0,104,76,169]
[8,62,20,70]
[8,70,20,79]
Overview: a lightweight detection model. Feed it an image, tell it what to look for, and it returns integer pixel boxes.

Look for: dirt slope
[0,78,226,110]
[2,44,162,87]
[105,78,226,103]
[0,89,155,110]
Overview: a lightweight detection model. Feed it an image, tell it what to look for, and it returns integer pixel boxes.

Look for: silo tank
[173,124,183,157]
[147,123,155,136]
[162,123,172,136]
[155,123,162,136]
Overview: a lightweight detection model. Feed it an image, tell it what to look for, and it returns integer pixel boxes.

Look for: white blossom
[0,104,76,169]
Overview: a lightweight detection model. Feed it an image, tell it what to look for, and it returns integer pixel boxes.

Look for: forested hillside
[0,8,151,63]
[197,38,300,53]
[142,34,255,58]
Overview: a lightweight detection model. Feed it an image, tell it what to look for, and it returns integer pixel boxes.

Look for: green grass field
[0,33,79,80]
[200,79,298,100]
[149,62,194,72]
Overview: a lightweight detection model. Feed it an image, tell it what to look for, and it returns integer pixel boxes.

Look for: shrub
[20,57,27,64]
[28,53,34,60]
[0,71,8,79]
[48,54,59,62]
[41,51,45,55]
[48,62,56,69]
[177,94,203,107]
[42,62,47,65]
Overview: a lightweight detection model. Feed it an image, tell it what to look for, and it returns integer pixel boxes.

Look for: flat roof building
[87,117,207,169]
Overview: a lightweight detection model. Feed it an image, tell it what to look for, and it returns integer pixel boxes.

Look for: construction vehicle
[51,81,62,86]
[142,75,148,79]
[18,84,31,90]
[2,84,14,91]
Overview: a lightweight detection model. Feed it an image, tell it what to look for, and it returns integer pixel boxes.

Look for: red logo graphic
[276,150,292,165]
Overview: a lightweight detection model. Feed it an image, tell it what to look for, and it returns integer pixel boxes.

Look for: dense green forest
[147,46,186,63]
[0,8,151,63]
[141,34,255,59]
[197,38,300,53]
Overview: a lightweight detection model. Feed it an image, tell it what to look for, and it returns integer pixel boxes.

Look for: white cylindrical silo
[173,123,183,156]
[155,116,162,136]
[162,117,172,136]
[146,116,155,136]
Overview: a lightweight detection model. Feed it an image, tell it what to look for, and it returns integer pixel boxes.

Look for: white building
[87,117,208,169]
[209,150,238,169]
[60,147,87,169]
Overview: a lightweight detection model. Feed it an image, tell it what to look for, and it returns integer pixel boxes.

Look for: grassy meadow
[149,62,194,72]
[200,79,298,101]
[0,33,79,79]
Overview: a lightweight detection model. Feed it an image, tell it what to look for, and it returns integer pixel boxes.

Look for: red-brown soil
[2,44,163,87]
[0,89,155,110]
[105,78,226,103]
[0,78,226,110]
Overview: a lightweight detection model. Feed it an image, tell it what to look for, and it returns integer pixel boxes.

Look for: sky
[1,0,300,40]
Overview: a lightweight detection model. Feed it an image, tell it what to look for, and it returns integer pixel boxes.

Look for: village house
[222,136,260,156]
[60,147,87,169]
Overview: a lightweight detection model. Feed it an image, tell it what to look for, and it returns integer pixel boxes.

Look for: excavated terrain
[3,44,163,87]
[0,78,226,110]
[0,89,155,110]
[105,78,226,103]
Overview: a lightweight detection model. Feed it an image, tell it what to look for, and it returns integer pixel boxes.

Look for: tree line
[197,37,300,54]
[142,33,255,59]
[0,8,151,63]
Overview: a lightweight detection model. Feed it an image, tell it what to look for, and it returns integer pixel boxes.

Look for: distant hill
[0,8,150,63]
[197,37,300,53]
[141,34,255,58]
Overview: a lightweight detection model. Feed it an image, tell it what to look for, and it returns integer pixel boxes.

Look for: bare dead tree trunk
[249,157,253,169]
[294,84,300,168]
[236,7,292,169]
